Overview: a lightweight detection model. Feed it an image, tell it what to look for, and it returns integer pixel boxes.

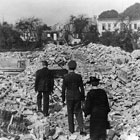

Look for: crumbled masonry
[0,43,140,139]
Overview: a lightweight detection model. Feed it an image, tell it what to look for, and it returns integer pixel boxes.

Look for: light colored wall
[98,18,140,34]
[129,20,140,31]
[97,19,120,34]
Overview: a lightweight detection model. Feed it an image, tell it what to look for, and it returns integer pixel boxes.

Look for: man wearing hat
[62,60,86,135]
[35,60,54,116]
[84,76,110,140]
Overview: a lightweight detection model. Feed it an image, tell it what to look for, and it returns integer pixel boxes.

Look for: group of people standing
[35,60,110,140]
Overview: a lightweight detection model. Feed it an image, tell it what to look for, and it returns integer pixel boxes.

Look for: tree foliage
[99,10,119,19]
[15,17,51,48]
[15,17,42,43]
[36,24,51,47]
[83,25,99,44]
[0,23,22,50]
[66,15,89,39]
[99,26,139,52]
[120,3,140,20]
[73,15,89,37]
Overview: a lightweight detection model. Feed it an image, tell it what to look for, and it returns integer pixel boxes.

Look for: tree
[99,26,139,52]
[15,17,42,48]
[99,10,119,19]
[64,15,89,43]
[36,24,51,47]
[115,3,140,51]
[69,15,76,24]
[83,25,99,44]
[99,31,113,46]
[120,3,140,20]
[73,15,89,39]
[0,23,21,50]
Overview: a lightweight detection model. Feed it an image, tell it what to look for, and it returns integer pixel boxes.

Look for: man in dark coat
[62,60,86,135]
[35,61,54,116]
[84,76,110,140]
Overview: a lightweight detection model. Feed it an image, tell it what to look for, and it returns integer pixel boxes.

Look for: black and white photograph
[0,0,140,139]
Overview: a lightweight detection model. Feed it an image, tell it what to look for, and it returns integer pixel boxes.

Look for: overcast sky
[0,0,140,26]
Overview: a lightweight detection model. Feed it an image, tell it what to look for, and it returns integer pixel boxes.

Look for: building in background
[97,17,120,34]
[97,17,140,34]
[97,3,140,34]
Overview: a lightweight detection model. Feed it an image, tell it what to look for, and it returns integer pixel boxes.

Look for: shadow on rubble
[0,109,32,138]
[49,102,63,114]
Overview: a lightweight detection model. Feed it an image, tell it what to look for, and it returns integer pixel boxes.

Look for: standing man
[35,60,54,116]
[62,60,86,135]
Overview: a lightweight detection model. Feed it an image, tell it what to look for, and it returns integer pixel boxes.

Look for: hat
[89,76,100,83]
[68,60,77,70]
[41,60,48,66]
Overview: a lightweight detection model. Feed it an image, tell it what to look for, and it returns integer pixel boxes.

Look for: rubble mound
[0,43,140,139]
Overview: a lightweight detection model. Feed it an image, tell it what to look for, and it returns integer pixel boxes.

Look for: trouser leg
[43,92,49,116]
[75,110,84,131]
[67,100,74,133]
[37,92,42,111]
[91,134,99,140]
[91,136,106,140]
[99,138,106,140]
[74,101,84,131]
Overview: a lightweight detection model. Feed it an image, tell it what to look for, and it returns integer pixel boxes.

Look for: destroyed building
[0,43,140,139]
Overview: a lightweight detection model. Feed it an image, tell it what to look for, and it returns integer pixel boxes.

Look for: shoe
[44,113,49,117]
[68,131,74,135]
[80,131,87,136]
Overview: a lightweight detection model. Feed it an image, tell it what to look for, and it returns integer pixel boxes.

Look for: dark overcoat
[85,88,110,139]
[35,67,54,92]
[62,72,85,102]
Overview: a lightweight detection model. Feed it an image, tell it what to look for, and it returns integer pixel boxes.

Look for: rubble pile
[1,43,140,139]
[73,43,140,139]
[0,44,73,140]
